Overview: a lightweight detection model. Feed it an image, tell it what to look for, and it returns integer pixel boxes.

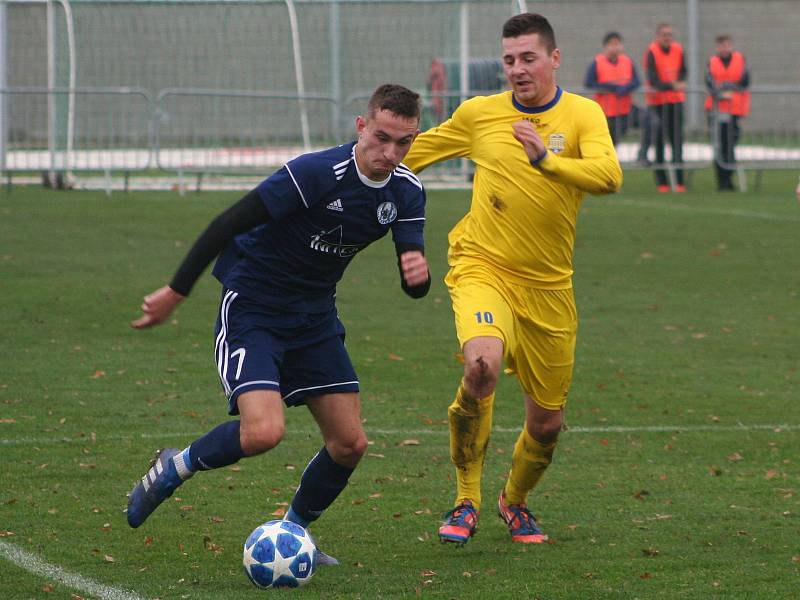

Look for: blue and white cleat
[305,531,339,566]
[126,448,183,528]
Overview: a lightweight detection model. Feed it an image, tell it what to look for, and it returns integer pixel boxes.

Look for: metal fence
[1,0,799,191]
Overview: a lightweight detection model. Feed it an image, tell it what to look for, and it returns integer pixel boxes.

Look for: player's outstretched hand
[131,286,185,329]
[400,251,429,287]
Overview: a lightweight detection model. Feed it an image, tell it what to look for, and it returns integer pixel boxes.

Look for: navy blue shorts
[214,289,359,414]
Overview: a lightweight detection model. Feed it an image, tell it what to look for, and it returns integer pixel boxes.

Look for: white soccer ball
[243,520,316,588]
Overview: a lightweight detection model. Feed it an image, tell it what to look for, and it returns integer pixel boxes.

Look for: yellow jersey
[404,88,622,289]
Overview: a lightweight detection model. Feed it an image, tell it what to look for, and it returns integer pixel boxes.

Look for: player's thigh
[513,287,578,411]
[280,331,360,407]
[237,389,286,454]
[214,290,284,415]
[445,264,516,355]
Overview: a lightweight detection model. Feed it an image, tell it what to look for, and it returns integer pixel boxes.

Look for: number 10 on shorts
[475,311,494,324]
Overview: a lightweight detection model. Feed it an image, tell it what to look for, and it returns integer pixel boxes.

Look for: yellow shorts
[445,263,577,410]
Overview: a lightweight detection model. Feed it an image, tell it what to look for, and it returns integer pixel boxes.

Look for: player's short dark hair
[502,13,557,53]
[715,33,732,44]
[603,31,622,46]
[367,84,421,121]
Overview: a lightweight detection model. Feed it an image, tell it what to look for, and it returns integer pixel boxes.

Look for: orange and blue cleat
[438,500,479,545]
[497,492,548,544]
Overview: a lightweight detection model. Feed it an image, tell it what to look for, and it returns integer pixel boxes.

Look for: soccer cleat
[497,492,548,544]
[306,531,340,567]
[438,500,479,545]
[126,448,183,528]
[675,184,687,193]
[657,184,671,193]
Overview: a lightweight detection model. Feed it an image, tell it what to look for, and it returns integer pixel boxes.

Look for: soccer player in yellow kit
[404,13,622,544]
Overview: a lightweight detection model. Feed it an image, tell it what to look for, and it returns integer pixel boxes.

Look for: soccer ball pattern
[243,520,316,588]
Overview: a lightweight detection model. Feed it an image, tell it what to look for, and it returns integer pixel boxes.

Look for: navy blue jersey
[212,142,426,312]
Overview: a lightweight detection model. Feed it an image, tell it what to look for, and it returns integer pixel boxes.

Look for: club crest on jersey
[376,202,398,225]
[548,133,566,154]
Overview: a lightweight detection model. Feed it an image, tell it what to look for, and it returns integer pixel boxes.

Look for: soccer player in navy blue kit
[126,85,430,559]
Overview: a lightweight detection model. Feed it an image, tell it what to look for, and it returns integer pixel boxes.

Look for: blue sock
[186,420,245,471]
[287,447,354,527]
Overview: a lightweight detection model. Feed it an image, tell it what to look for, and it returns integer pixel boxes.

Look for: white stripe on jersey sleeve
[395,164,422,187]
[284,164,309,208]
[333,157,351,181]
[396,217,426,222]
[393,169,423,189]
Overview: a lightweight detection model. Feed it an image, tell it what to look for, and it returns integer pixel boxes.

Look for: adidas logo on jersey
[326,199,344,212]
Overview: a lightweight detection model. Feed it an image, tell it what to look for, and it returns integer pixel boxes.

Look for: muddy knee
[463,355,498,399]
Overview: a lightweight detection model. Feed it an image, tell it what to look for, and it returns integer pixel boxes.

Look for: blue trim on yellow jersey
[512,86,563,114]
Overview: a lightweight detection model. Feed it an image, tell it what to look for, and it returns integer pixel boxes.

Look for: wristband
[530,149,548,167]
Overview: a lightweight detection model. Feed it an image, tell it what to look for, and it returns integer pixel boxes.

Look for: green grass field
[1,169,799,599]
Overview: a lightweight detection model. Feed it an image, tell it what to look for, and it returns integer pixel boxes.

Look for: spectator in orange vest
[705,34,750,191]
[584,31,641,146]
[645,23,687,192]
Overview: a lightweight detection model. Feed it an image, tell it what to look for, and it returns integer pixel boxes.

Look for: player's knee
[240,421,285,455]
[326,432,368,468]
[528,419,561,445]
[463,355,498,399]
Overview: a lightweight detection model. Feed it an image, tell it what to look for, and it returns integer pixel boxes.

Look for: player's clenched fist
[131,285,185,329]
[400,250,429,287]
[512,120,547,164]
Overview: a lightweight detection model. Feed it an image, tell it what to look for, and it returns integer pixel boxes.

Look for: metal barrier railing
[1,85,798,191]
[153,89,337,181]
[0,86,153,181]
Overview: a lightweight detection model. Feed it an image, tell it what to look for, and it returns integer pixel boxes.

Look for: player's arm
[513,104,622,195]
[403,103,473,173]
[396,243,431,298]
[131,189,269,329]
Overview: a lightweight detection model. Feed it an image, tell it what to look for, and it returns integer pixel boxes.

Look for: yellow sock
[503,427,556,505]
[447,380,494,511]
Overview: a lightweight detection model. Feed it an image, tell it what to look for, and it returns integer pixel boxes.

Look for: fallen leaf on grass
[91,370,106,379]
[420,569,437,578]
[640,572,652,579]
[633,490,649,500]
[764,470,780,480]
[642,548,660,557]
[0,419,16,424]
[399,439,420,446]
[727,452,743,462]
[103,555,115,563]
[270,508,286,517]
[42,584,54,593]
[388,353,404,361]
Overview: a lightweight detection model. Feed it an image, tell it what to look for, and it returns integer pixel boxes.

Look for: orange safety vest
[704,51,750,116]
[645,41,685,105]
[593,53,634,117]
